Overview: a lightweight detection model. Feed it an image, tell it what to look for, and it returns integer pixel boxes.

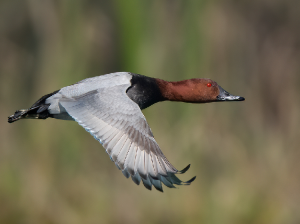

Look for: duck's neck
[127,74,206,109]
[156,78,199,103]
[127,74,165,110]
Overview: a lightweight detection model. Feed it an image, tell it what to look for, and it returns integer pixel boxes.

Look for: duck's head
[158,78,245,103]
[193,78,245,103]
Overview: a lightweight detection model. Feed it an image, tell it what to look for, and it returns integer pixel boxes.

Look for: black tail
[8,90,59,123]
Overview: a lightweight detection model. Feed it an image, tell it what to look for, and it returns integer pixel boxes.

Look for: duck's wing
[59,84,195,192]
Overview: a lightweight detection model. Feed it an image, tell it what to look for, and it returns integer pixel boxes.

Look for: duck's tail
[8,90,59,123]
[8,107,49,123]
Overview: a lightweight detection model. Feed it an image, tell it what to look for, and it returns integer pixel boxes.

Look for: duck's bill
[216,86,245,101]
[217,95,245,101]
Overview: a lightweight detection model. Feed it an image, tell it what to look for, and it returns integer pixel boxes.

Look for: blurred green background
[1,0,300,224]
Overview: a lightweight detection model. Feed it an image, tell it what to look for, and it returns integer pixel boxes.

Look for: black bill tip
[236,96,245,101]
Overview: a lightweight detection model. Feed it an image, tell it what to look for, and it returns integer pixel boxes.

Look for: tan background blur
[1,1,300,224]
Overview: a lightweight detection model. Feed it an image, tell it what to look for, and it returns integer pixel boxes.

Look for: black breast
[126,73,165,110]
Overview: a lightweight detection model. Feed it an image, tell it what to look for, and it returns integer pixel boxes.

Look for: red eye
[207,83,212,87]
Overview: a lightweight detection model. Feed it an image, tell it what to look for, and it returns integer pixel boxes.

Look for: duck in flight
[8,72,245,192]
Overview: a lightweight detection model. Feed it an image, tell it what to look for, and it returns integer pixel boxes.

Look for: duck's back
[58,72,132,98]
[45,72,132,116]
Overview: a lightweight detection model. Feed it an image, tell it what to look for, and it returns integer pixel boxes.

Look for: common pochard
[8,72,244,192]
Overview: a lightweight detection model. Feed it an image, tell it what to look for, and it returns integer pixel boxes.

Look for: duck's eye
[207,83,212,87]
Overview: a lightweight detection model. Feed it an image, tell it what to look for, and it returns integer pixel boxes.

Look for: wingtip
[178,164,191,174]
[183,176,196,185]
[142,178,152,191]
[154,186,164,193]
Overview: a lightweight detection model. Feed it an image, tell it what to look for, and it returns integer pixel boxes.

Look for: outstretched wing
[59,84,195,191]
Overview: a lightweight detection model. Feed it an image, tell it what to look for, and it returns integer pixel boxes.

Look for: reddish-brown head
[157,78,245,103]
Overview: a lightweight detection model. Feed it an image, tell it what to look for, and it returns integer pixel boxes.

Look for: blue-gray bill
[217,85,245,101]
